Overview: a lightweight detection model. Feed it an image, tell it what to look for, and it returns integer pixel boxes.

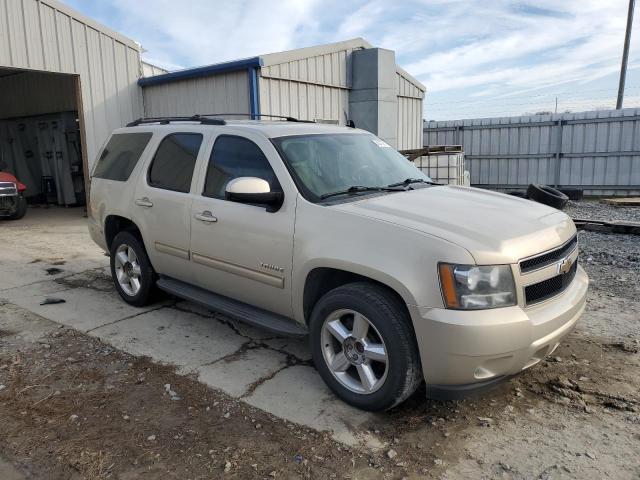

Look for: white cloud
[110,0,324,69]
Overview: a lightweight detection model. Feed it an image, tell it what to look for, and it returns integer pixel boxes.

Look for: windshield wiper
[386,178,437,188]
[320,185,405,200]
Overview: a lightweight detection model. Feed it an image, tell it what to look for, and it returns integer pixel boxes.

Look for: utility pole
[617,0,635,109]
[555,97,558,114]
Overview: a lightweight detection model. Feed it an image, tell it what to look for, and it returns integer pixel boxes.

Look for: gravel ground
[565,201,640,301]
[565,200,640,223]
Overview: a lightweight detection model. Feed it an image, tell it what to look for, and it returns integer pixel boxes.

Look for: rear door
[133,130,207,280]
[189,133,296,317]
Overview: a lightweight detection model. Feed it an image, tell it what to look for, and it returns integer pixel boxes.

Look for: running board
[156,276,308,337]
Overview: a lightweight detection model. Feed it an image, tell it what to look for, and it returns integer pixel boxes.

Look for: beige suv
[88,116,588,411]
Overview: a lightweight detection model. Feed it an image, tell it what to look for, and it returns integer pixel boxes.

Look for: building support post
[248,67,260,119]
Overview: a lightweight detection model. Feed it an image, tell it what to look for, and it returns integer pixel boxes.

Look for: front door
[189,134,295,318]
[133,131,205,280]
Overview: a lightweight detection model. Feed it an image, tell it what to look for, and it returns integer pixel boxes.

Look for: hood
[0,172,26,192]
[332,185,576,264]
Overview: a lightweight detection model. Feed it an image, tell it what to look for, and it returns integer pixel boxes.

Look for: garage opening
[0,67,87,220]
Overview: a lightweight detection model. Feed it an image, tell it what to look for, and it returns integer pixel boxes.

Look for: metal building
[139,38,426,150]
[0,0,143,207]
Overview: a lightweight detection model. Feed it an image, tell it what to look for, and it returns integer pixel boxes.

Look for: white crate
[414,152,465,185]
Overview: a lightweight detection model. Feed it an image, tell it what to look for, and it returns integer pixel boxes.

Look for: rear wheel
[309,282,422,411]
[110,231,156,307]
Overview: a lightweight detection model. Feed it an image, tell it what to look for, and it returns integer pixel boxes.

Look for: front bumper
[0,195,18,216]
[410,264,588,399]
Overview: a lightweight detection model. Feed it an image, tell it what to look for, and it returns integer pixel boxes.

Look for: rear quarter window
[93,133,153,181]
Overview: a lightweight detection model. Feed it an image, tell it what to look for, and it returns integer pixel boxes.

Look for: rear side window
[93,133,152,181]
[203,135,280,199]
[148,133,203,193]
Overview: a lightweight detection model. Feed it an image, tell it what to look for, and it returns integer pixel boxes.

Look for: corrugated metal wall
[0,70,76,117]
[396,72,423,150]
[142,71,250,118]
[258,48,355,123]
[424,109,640,196]
[0,0,143,168]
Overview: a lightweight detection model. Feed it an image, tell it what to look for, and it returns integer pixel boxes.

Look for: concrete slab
[0,457,24,480]
[262,336,312,362]
[1,282,163,333]
[0,302,59,342]
[92,306,247,372]
[0,208,108,290]
[245,365,384,448]
[197,347,288,397]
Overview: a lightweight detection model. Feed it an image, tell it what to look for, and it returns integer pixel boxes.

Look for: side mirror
[225,177,283,210]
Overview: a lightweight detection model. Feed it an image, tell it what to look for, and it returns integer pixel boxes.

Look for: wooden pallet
[399,145,463,161]
[600,197,640,207]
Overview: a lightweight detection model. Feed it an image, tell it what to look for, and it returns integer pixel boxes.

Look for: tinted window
[148,133,203,193]
[93,133,152,181]
[203,135,280,199]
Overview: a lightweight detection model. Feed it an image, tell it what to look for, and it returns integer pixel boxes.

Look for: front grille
[0,181,18,196]
[520,235,577,273]
[0,196,17,211]
[525,260,578,305]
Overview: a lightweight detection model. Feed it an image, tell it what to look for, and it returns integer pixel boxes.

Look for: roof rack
[126,115,227,127]
[200,113,315,123]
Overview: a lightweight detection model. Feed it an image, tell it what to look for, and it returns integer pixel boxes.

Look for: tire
[558,188,583,201]
[7,196,27,220]
[309,282,422,411]
[109,231,156,307]
[526,184,569,210]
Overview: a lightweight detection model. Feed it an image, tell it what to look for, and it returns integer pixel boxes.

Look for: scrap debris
[39,298,66,305]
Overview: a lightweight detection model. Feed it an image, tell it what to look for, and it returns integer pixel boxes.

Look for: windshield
[272,133,431,202]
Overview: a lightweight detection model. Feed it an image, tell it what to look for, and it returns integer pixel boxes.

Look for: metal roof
[137,38,425,92]
[138,57,263,87]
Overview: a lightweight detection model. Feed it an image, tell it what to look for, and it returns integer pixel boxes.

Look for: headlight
[438,263,516,309]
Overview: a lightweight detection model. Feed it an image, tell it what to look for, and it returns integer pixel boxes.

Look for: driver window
[203,135,280,199]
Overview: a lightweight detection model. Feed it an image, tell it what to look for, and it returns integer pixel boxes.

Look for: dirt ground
[0,201,639,479]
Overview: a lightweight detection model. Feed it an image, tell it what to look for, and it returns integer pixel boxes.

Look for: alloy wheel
[113,244,142,296]
[320,308,389,394]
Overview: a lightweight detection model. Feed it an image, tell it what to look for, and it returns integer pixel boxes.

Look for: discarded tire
[558,188,583,201]
[526,184,569,210]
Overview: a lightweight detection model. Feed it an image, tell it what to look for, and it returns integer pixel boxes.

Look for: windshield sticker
[372,138,391,148]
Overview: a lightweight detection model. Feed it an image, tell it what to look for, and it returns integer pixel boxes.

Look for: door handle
[135,197,153,208]
[194,210,217,223]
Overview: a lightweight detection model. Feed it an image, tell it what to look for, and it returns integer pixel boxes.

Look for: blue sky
[64,0,640,120]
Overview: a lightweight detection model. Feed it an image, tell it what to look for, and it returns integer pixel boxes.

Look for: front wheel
[309,282,422,411]
[8,195,27,220]
[110,231,156,307]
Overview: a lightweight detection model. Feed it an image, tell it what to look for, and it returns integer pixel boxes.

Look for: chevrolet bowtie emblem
[558,256,575,275]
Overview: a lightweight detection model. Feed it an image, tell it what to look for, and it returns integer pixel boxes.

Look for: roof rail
[199,113,315,123]
[126,115,226,127]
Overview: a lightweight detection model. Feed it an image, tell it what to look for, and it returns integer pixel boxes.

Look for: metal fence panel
[424,108,640,196]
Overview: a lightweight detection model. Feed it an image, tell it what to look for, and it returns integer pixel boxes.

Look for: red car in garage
[0,171,27,220]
